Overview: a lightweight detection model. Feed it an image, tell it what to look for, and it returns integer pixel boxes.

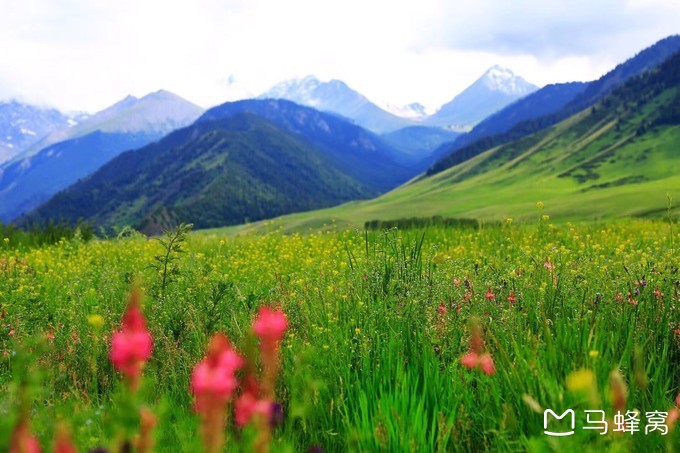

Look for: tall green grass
[0,218,678,451]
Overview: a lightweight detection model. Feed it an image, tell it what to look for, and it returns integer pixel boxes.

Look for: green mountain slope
[243,50,680,231]
[21,114,372,233]
[196,99,415,191]
[429,35,680,177]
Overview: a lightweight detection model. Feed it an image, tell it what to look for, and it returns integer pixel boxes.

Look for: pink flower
[460,352,479,370]
[459,351,495,375]
[191,333,244,453]
[668,408,679,431]
[459,322,496,376]
[10,418,41,453]
[110,289,152,387]
[437,303,447,314]
[191,333,244,413]
[453,278,461,286]
[544,261,553,270]
[234,391,273,427]
[253,307,288,350]
[507,291,516,303]
[675,393,680,408]
[479,354,496,375]
[485,288,495,300]
[653,288,662,298]
[54,426,77,453]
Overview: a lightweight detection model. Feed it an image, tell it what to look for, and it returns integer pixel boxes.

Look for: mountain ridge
[251,45,680,231]
[424,66,538,129]
[259,76,415,133]
[0,101,74,165]
[0,90,204,222]
[197,98,416,190]
[428,35,680,176]
[19,113,376,233]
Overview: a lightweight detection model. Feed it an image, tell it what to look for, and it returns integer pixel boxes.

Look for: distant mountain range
[0,101,79,165]
[0,90,203,222]
[10,89,203,163]
[429,35,680,176]
[382,103,431,120]
[197,99,415,190]
[5,35,680,231]
[259,76,414,133]
[250,40,680,229]
[258,67,538,161]
[424,66,538,129]
[260,67,538,135]
[451,82,589,149]
[21,101,414,233]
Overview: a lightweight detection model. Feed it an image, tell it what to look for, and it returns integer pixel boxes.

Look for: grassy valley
[1,28,680,453]
[238,51,680,232]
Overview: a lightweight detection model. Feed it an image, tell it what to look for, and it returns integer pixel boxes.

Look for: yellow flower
[589,350,599,358]
[566,369,595,393]
[355,327,361,334]
[542,215,550,221]
[536,201,544,209]
[87,314,105,329]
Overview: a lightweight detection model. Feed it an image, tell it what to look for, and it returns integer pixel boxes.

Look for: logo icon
[544,409,575,436]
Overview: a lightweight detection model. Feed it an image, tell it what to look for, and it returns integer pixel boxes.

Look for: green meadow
[1,215,679,451]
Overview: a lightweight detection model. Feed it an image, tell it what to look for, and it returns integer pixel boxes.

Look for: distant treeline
[0,219,95,249]
[364,216,487,230]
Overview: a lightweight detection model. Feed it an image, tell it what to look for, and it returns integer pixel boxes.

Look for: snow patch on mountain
[0,100,73,165]
[481,65,537,96]
[425,66,538,129]
[381,102,433,120]
[260,76,415,133]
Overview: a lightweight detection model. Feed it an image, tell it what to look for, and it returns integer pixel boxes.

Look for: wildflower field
[1,215,679,451]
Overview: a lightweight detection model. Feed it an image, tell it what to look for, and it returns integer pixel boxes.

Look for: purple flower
[270,401,285,427]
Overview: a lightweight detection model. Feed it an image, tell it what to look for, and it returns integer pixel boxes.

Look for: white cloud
[0,0,677,112]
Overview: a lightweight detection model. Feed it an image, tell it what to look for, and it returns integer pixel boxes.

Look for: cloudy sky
[0,0,678,113]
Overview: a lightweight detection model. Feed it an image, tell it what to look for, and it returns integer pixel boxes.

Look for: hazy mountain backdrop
[0,90,203,222]
[4,35,679,232]
[256,42,680,230]
[0,101,78,165]
[429,35,680,176]
[259,76,415,133]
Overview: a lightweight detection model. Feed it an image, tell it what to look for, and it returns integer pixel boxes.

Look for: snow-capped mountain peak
[381,102,433,120]
[480,65,536,96]
[425,66,538,129]
[259,76,414,133]
[261,76,324,105]
[0,100,73,164]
